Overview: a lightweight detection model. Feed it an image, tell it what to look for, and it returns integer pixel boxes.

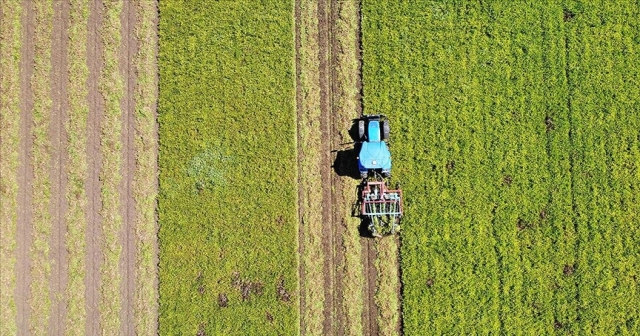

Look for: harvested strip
[132,0,159,334]
[28,0,54,334]
[98,0,124,334]
[374,238,401,336]
[64,0,90,333]
[297,0,325,334]
[0,1,22,334]
[333,0,365,334]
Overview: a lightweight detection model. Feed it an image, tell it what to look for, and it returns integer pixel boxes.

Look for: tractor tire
[382,120,390,140]
[358,120,365,140]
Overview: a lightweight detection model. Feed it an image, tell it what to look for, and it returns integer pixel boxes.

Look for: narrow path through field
[49,1,70,334]
[16,1,34,334]
[85,0,103,333]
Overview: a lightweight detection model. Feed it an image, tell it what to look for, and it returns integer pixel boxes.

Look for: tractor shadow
[332,118,363,180]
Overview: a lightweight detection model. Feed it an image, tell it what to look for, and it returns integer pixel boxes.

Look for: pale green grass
[0,1,22,334]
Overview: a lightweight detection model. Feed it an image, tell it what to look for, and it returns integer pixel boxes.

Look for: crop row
[363,0,639,334]
[158,1,298,334]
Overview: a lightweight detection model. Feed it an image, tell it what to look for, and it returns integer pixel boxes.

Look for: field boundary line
[0,1,23,334]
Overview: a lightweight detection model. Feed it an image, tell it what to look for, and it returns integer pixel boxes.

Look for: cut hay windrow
[28,0,54,334]
[0,1,22,334]
[64,0,90,333]
[297,0,325,334]
[132,0,159,334]
[98,0,124,333]
[333,0,365,334]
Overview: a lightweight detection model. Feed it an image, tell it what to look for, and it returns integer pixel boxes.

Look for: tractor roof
[359,141,391,170]
[368,120,381,142]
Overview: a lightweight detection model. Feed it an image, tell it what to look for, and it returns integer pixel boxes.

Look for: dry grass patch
[374,238,401,336]
[132,0,159,334]
[297,0,325,334]
[64,0,90,333]
[98,0,124,333]
[0,1,23,334]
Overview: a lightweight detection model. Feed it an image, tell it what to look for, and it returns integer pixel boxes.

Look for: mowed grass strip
[374,238,400,336]
[28,0,54,334]
[333,0,364,334]
[98,0,124,333]
[159,1,297,334]
[298,0,325,334]
[0,1,22,334]
[565,2,640,332]
[132,0,159,333]
[64,0,90,333]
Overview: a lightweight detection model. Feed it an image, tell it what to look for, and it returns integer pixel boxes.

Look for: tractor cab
[357,116,391,179]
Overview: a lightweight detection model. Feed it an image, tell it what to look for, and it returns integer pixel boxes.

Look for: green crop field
[158,1,298,334]
[363,0,640,334]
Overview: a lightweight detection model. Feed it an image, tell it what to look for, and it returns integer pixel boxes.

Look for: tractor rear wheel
[358,120,365,140]
[382,120,390,140]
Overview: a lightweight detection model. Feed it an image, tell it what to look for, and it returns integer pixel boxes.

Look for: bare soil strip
[0,1,22,334]
[85,0,104,333]
[363,239,380,335]
[48,1,70,334]
[16,0,34,333]
[317,0,339,334]
[119,0,137,333]
[98,0,124,333]
[132,0,160,333]
[28,0,54,333]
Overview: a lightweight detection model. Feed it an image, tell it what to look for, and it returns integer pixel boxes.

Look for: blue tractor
[357,115,391,179]
[356,115,403,237]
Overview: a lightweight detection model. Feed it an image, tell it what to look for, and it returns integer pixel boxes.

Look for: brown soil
[119,1,137,334]
[317,0,339,334]
[48,1,70,334]
[85,0,103,333]
[362,239,380,335]
[16,0,35,334]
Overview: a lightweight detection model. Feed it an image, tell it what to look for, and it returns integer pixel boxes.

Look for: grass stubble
[297,0,325,334]
[333,0,365,335]
[98,0,124,333]
[132,0,159,334]
[28,0,54,334]
[0,1,22,334]
[64,0,90,333]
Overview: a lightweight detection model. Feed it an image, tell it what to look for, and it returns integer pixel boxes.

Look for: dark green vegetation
[363,0,639,334]
[158,1,298,334]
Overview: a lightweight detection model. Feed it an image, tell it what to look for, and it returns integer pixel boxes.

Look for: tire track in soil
[85,0,103,333]
[16,0,35,333]
[49,1,70,334]
[317,0,339,334]
[119,0,137,334]
[354,0,381,333]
